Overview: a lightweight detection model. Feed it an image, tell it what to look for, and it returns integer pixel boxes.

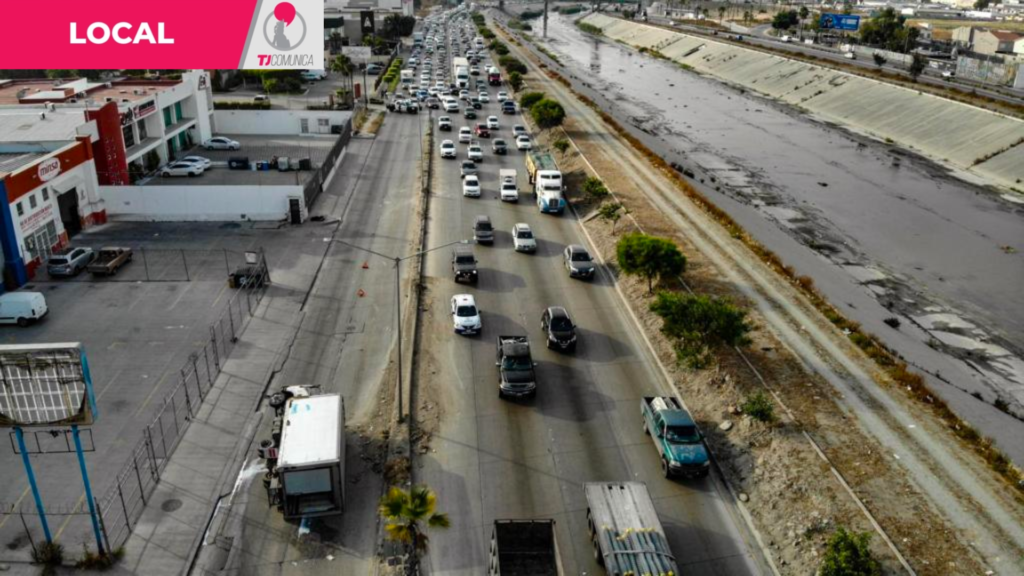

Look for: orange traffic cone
[357,289,366,297]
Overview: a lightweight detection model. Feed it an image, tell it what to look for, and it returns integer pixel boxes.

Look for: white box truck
[274,393,345,520]
[499,168,519,202]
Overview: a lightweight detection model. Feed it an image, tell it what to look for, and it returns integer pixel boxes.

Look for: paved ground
[0,222,316,566]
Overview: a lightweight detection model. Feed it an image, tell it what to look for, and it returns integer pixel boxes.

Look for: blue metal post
[15,427,51,542]
[72,425,105,555]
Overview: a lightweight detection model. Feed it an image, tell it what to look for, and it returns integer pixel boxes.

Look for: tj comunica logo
[241,0,323,69]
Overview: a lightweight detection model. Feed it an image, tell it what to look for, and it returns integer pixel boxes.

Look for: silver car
[47,247,94,277]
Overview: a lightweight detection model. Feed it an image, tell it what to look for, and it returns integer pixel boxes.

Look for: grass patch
[576,21,604,35]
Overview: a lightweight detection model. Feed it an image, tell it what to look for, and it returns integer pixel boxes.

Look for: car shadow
[573,326,634,364]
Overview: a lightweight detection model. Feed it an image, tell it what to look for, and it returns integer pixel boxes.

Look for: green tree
[799,6,810,20]
[379,485,451,566]
[772,10,799,30]
[508,71,524,92]
[820,527,881,576]
[973,0,990,9]
[519,91,546,109]
[859,8,919,53]
[872,53,887,68]
[531,98,566,129]
[582,176,609,200]
[598,202,625,233]
[499,55,528,75]
[649,292,752,368]
[909,52,927,81]
[617,233,686,294]
[331,55,355,105]
[46,70,76,79]
[553,138,570,157]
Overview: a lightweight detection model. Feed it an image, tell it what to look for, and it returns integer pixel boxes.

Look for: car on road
[463,108,478,120]
[451,294,482,335]
[47,247,95,277]
[492,138,508,155]
[451,245,478,283]
[439,116,452,131]
[366,63,383,74]
[440,139,457,159]
[426,97,441,109]
[541,306,577,352]
[563,244,596,279]
[486,116,500,130]
[512,223,537,253]
[460,160,478,178]
[844,51,856,59]
[0,292,48,327]
[181,155,212,170]
[497,91,509,102]
[478,92,490,103]
[444,98,460,112]
[502,101,517,115]
[459,89,470,101]
[459,126,473,143]
[161,161,204,177]
[467,143,483,162]
[515,135,532,151]
[512,125,527,137]
[473,214,494,244]
[475,124,490,138]
[203,137,240,150]
[469,97,483,110]
[463,174,482,197]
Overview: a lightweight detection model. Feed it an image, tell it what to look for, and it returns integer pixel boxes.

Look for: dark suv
[452,245,478,283]
[541,306,577,352]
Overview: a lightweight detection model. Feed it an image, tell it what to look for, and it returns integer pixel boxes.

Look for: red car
[474,124,490,138]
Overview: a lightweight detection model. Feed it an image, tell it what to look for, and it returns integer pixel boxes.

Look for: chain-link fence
[95,256,270,551]
[31,248,264,284]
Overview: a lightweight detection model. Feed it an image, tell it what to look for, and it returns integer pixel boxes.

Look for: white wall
[213,110,352,135]
[99,184,303,221]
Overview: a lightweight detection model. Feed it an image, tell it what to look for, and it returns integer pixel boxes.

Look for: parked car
[161,161,204,178]
[492,138,508,155]
[459,126,473,143]
[0,292,48,327]
[47,247,95,277]
[541,306,577,352]
[512,223,537,253]
[203,137,241,150]
[486,116,500,130]
[88,247,133,276]
[451,294,482,335]
[181,155,212,170]
[463,175,482,197]
[515,135,533,151]
[366,63,383,74]
[563,244,595,279]
[473,215,494,244]
[460,160,478,178]
[440,140,457,159]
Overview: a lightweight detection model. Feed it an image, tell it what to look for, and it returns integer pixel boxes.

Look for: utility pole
[544,0,549,38]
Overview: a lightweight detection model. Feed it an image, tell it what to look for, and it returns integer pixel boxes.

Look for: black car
[502,101,516,115]
[492,139,508,155]
[563,244,596,279]
[463,109,478,119]
[541,307,577,352]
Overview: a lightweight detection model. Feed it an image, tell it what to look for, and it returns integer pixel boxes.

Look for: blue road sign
[819,13,861,31]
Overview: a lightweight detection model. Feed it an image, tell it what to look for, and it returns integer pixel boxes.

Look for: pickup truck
[496,336,537,399]
[451,245,478,284]
[641,396,710,478]
[88,247,133,276]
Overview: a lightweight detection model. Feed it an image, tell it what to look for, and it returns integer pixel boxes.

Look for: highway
[408,17,768,572]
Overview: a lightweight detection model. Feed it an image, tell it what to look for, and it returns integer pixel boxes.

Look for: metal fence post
[94,498,112,555]
[209,326,220,370]
[223,249,231,276]
[144,427,158,478]
[142,247,151,282]
[157,411,168,460]
[133,457,147,505]
[117,484,131,530]
[170,396,180,437]
[181,250,191,282]
[181,369,193,417]
[228,298,238,342]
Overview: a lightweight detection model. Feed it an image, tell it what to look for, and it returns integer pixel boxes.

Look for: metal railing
[303,119,352,207]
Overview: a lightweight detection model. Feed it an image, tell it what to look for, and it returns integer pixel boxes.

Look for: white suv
[462,175,481,197]
[451,294,482,335]
[440,139,457,159]
[512,223,537,253]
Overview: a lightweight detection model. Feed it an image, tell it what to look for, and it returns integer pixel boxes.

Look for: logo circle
[263,10,307,52]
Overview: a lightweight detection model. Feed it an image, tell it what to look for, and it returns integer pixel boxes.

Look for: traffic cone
[357,289,366,297]
[362,261,369,269]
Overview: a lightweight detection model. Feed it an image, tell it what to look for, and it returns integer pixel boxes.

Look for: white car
[459,127,473,143]
[459,89,471,101]
[478,92,490,103]
[462,175,481,197]
[512,125,527,137]
[203,137,240,150]
[467,144,483,162]
[486,116,500,130]
[444,98,460,112]
[180,155,212,170]
[440,140,457,159]
[512,223,537,253]
[515,135,532,151]
[451,294,482,335]
[497,91,509,102]
[161,161,203,177]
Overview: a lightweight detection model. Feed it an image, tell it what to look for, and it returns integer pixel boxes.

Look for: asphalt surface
[408,16,767,574]
[217,108,428,575]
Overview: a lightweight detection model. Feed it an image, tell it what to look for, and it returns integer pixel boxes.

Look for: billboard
[819,13,861,31]
[0,343,97,427]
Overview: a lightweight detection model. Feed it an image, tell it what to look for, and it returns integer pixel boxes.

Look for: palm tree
[331,54,354,106]
[379,485,451,570]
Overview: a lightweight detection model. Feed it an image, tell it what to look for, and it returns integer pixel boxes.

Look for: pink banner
[1,0,258,69]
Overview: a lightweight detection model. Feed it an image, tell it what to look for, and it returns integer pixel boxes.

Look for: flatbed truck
[584,482,679,575]
[489,519,563,575]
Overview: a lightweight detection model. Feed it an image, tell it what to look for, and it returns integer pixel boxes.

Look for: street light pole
[334,238,470,422]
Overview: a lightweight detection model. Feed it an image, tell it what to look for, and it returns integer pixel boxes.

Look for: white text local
[70,23,174,45]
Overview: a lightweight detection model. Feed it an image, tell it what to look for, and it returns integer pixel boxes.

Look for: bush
[553,138,570,156]
[33,541,64,567]
[582,176,609,200]
[508,71,524,91]
[820,527,881,576]
[499,55,528,75]
[520,9,544,20]
[577,22,603,35]
[519,91,545,109]
[619,233,686,294]
[649,292,752,369]
[742,392,775,423]
[531,98,566,129]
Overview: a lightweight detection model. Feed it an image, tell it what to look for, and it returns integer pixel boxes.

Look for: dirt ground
[497,26,1014,574]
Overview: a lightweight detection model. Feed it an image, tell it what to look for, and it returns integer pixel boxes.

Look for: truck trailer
[489,519,563,576]
[453,57,470,88]
[584,482,679,575]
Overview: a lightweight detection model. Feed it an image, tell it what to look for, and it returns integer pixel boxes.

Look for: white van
[0,292,48,327]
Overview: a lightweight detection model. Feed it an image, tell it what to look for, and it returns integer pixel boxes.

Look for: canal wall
[580,13,1024,193]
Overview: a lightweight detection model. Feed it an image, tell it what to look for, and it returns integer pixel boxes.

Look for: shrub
[531,98,566,129]
[619,233,686,294]
[598,203,625,233]
[519,91,545,109]
[508,71,524,91]
[33,541,64,567]
[742,392,776,423]
[520,9,544,20]
[582,176,609,200]
[499,55,528,75]
[820,527,881,576]
[649,292,752,369]
[576,22,603,35]
[553,138,570,156]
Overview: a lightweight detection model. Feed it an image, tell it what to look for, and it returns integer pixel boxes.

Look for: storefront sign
[20,205,53,234]
[135,100,156,120]
[38,158,61,182]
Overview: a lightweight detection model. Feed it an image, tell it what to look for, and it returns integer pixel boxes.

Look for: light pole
[334,238,471,422]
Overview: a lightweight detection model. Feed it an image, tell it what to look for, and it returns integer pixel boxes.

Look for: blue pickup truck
[641,396,710,478]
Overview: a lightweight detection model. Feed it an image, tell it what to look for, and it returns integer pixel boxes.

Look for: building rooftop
[988,30,1024,41]
[0,152,46,177]
[0,78,179,106]
[0,109,88,144]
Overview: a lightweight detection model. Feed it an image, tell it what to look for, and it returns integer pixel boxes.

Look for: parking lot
[0,220,325,562]
[145,134,340,186]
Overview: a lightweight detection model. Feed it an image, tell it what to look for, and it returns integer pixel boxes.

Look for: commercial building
[973,29,1024,54]
[325,0,414,47]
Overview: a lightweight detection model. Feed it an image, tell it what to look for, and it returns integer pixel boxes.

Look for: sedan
[463,109,478,120]
[492,139,508,155]
[486,116,500,130]
[440,140,457,159]
[478,92,490,103]
[475,124,490,138]
[203,137,240,150]
[459,127,473,143]
[564,244,596,279]
[512,125,528,138]
[541,306,577,352]
[161,161,204,177]
[460,160,478,178]
[515,135,533,151]
[462,175,482,197]
[181,155,212,170]
[451,294,482,335]
[497,91,509,102]
[467,144,483,162]
[512,223,537,253]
